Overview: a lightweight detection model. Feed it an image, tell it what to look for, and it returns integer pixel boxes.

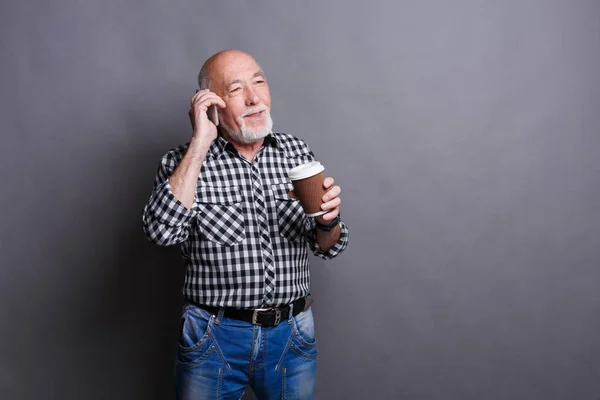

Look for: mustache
[241,105,269,117]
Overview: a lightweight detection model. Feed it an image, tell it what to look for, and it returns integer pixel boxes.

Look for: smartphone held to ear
[207,105,219,126]
[195,89,219,126]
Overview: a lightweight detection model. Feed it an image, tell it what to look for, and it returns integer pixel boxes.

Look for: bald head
[198,49,261,91]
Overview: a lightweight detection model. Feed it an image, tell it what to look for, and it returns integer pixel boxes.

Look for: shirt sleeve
[303,217,349,260]
[288,135,349,259]
[142,150,198,246]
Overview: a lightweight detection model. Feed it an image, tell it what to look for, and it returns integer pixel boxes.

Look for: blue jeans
[174,301,318,400]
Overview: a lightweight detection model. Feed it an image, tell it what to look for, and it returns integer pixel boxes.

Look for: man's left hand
[289,177,341,223]
[317,177,341,223]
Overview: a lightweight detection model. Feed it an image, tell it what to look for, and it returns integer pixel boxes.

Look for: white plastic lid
[288,161,325,180]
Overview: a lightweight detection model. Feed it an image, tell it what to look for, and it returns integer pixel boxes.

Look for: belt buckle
[252,308,282,326]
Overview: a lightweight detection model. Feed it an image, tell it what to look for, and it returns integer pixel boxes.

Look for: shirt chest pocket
[271,182,306,243]
[196,185,246,246]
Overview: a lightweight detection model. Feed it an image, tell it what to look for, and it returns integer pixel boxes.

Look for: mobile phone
[207,105,219,126]
[195,89,219,126]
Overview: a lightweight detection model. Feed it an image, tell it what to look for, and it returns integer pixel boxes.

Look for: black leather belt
[198,297,312,327]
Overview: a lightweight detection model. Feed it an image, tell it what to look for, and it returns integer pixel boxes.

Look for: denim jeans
[174,301,318,400]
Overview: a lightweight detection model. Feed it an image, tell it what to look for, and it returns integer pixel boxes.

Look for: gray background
[1,0,599,399]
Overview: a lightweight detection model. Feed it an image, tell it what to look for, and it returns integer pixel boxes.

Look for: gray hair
[197,64,211,90]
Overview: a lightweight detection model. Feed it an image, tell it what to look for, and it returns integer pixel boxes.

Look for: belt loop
[303,297,313,312]
[215,308,225,325]
[288,303,294,323]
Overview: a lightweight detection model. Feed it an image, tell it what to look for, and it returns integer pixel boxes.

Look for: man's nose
[245,86,260,106]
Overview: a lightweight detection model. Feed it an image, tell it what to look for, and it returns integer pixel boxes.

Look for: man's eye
[230,87,241,93]
[255,80,265,84]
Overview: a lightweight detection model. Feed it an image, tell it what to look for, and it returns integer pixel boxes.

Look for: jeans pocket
[290,307,318,359]
[271,182,306,242]
[177,305,217,367]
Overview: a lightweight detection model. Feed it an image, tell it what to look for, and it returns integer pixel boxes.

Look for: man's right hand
[188,89,226,145]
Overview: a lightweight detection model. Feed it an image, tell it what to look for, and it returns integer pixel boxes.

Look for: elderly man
[142,49,349,399]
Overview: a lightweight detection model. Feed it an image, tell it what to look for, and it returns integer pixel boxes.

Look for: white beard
[221,106,274,144]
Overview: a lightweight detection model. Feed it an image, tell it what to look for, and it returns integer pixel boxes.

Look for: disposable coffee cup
[288,161,327,217]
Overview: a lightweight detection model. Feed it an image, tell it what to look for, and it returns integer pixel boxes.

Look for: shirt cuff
[147,180,198,226]
[304,217,349,260]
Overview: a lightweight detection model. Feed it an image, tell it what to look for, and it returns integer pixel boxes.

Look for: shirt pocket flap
[271,182,294,201]
[196,185,242,205]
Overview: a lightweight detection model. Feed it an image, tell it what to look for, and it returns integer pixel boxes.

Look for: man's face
[212,53,273,144]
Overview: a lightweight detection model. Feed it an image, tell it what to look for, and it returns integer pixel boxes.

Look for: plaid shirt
[142,132,349,308]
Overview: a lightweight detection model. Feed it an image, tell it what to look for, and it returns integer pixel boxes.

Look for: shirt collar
[208,132,280,159]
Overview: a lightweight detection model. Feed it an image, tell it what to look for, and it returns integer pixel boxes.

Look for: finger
[191,91,226,108]
[201,96,227,110]
[322,177,334,189]
[192,91,223,107]
[191,89,209,104]
[319,207,339,221]
[191,95,227,113]
[322,186,341,202]
[288,190,296,199]
[321,197,341,211]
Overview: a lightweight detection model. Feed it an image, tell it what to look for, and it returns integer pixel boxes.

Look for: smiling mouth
[244,110,265,118]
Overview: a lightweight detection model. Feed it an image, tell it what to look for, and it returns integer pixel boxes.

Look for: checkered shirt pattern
[142,132,349,308]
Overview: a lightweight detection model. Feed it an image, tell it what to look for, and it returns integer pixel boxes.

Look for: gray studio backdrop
[1,1,599,399]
